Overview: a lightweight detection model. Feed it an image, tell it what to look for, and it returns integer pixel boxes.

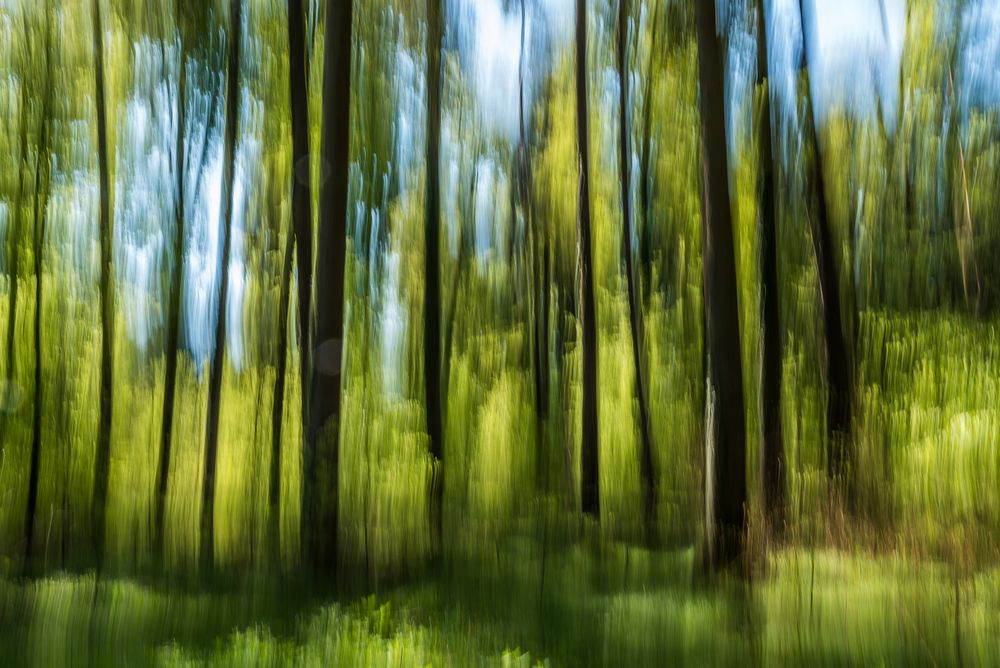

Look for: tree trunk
[24,7,52,571]
[424,0,445,543]
[695,0,747,571]
[200,0,243,573]
[576,0,600,518]
[272,0,315,567]
[946,62,980,311]
[154,32,187,560]
[755,0,785,531]
[90,0,116,564]
[4,89,29,395]
[798,0,853,483]
[157,36,220,561]
[616,0,656,537]
[441,159,474,438]
[519,0,549,488]
[638,0,659,310]
[304,0,352,570]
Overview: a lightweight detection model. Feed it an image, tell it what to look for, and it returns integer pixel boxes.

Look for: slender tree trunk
[638,0,659,310]
[616,0,656,537]
[798,0,853,483]
[0,93,28,457]
[755,0,785,531]
[270,212,295,564]
[4,90,29,391]
[90,0,116,564]
[519,0,549,488]
[155,28,188,562]
[0,81,28,464]
[441,161,473,437]
[201,0,243,573]
[272,0,315,567]
[157,44,221,562]
[304,0,352,570]
[24,8,52,570]
[424,0,445,542]
[695,0,747,571]
[946,62,979,310]
[576,0,600,518]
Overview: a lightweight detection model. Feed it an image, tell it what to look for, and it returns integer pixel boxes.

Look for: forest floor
[1,543,998,666]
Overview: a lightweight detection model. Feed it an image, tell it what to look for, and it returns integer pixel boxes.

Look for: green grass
[2,544,997,666]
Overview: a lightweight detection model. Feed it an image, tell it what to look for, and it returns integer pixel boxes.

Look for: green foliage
[2,0,1000,663]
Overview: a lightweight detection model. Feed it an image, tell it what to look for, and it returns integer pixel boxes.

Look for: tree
[304,0,352,570]
[695,0,748,570]
[90,0,116,563]
[23,3,53,570]
[154,5,187,563]
[519,0,550,486]
[616,0,656,536]
[156,2,186,561]
[755,0,785,530]
[1,16,31,455]
[425,0,445,541]
[271,0,315,565]
[156,2,221,560]
[944,2,980,311]
[576,0,599,517]
[201,0,243,572]
[637,0,660,309]
[798,0,853,483]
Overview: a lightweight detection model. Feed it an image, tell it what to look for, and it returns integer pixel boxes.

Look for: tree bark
[616,0,656,537]
[441,157,474,439]
[272,0,315,567]
[90,0,116,564]
[798,0,853,483]
[755,0,785,531]
[518,0,550,488]
[4,86,29,395]
[154,29,187,561]
[946,62,979,310]
[576,0,600,518]
[24,6,52,571]
[157,35,220,562]
[424,0,445,542]
[695,0,748,571]
[200,0,243,573]
[638,0,660,310]
[304,0,352,570]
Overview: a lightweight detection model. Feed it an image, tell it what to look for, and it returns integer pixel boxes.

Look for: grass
[1,543,998,666]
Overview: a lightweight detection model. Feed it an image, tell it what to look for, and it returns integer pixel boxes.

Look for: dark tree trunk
[755,0,785,531]
[154,32,187,560]
[576,0,600,518]
[616,0,656,537]
[304,0,352,570]
[441,160,474,437]
[4,90,29,395]
[518,0,549,487]
[157,33,220,561]
[424,0,445,542]
[200,0,243,573]
[695,0,747,571]
[798,1,853,482]
[91,0,116,564]
[270,212,294,563]
[272,0,315,566]
[24,8,52,571]
[638,0,659,310]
